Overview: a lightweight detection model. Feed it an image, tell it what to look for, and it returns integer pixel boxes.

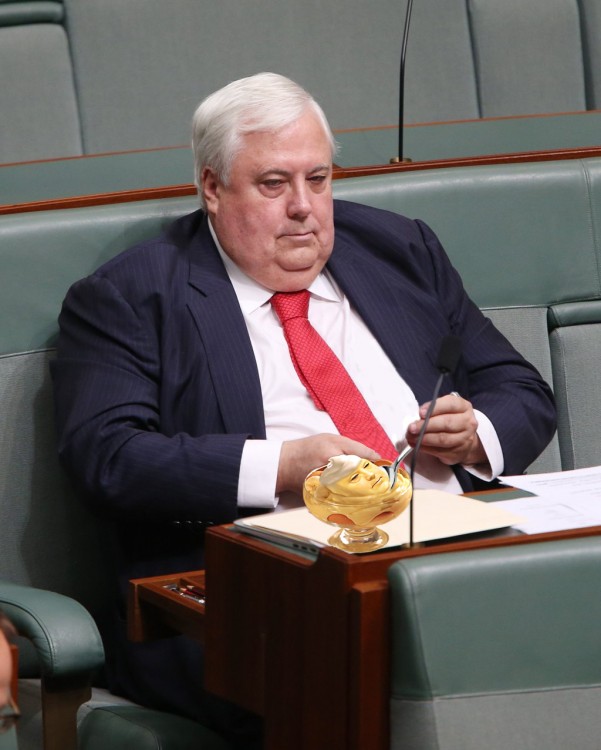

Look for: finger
[418,393,466,419]
[420,411,477,435]
[408,413,466,438]
[416,428,458,447]
[334,436,381,462]
[344,442,381,462]
[409,410,479,461]
[406,427,474,463]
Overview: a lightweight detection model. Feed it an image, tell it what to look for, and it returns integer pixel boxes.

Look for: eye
[262,179,283,189]
[349,473,359,482]
[308,174,328,189]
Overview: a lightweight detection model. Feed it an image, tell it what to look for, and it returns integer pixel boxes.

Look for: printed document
[497,465,601,534]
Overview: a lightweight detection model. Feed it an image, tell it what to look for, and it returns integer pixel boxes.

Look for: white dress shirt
[209,223,503,507]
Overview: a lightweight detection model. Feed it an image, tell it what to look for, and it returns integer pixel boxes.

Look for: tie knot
[271,290,310,323]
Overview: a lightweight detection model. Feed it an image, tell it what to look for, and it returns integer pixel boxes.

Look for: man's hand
[406,393,487,467]
[276,434,380,496]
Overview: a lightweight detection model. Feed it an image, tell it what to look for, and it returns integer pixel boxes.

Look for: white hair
[191,72,338,209]
[320,455,363,487]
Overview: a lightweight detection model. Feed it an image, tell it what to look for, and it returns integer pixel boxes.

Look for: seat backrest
[468,0,586,116]
[387,536,601,750]
[545,157,601,470]
[0,2,82,163]
[577,0,601,109]
[396,0,480,124]
[0,197,198,625]
[548,318,601,469]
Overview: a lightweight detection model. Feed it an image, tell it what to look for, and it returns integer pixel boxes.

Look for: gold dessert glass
[303,459,412,553]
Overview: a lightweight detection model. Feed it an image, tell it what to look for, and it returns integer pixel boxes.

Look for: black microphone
[391,0,415,164]
[436,334,462,374]
[406,334,462,547]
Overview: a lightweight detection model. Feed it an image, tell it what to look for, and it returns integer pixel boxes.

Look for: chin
[274,267,325,292]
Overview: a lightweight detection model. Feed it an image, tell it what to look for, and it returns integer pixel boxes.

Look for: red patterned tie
[271,290,397,461]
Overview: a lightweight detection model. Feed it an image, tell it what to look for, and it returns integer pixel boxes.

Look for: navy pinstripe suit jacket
[51,200,556,717]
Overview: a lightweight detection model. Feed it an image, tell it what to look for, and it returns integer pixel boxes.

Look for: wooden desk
[128,513,601,750]
[128,570,206,644]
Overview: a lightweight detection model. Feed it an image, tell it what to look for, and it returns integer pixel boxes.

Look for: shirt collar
[208,218,341,314]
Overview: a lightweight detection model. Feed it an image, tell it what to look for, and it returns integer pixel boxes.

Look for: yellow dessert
[303,454,412,530]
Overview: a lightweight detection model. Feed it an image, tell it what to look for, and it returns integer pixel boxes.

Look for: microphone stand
[404,334,462,548]
[407,371,445,547]
[391,0,415,164]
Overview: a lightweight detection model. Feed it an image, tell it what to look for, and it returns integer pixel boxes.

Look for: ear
[201,167,221,214]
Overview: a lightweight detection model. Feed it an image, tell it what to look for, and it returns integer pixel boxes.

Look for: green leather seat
[0,729,17,750]
[0,2,82,164]
[78,706,230,750]
[1,582,231,750]
[388,537,601,750]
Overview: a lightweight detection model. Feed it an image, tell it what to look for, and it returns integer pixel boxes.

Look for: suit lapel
[327,238,442,405]
[185,220,266,437]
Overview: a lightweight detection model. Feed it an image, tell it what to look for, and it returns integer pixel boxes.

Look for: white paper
[236,489,522,553]
[497,465,601,534]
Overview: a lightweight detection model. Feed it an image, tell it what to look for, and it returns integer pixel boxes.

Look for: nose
[287,180,312,219]
[360,466,376,481]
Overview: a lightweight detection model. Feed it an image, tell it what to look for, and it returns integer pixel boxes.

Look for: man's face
[329,459,391,498]
[202,109,335,292]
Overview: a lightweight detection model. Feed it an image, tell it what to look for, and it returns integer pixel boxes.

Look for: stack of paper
[497,466,601,534]
[235,489,523,554]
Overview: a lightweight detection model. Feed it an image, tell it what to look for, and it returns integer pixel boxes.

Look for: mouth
[372,477,382,489]
[280,230,315,240]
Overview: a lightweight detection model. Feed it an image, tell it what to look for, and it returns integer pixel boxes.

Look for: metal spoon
[384,444,413,488]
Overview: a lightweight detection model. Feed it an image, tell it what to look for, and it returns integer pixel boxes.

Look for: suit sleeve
[51,272,243,524]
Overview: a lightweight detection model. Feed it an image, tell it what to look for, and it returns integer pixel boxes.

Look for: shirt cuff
[237,439,282,508]
[463,409,504,481]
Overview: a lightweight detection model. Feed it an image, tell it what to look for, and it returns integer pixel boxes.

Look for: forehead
[235,112,332,170]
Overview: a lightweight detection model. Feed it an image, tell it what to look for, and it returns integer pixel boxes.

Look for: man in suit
[51,72,556,745]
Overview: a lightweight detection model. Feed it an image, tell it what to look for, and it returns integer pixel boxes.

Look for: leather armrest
[0,581,104,678]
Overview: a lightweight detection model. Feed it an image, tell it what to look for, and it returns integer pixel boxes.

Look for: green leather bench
[0,196,224,750]
[2,157,601,748]
[388,536,601,749]
[2,0,601,162]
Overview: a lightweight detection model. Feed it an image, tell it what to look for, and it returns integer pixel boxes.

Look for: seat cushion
[388,536,601,750]
[0,727,17,750]
[77,705,231,750]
